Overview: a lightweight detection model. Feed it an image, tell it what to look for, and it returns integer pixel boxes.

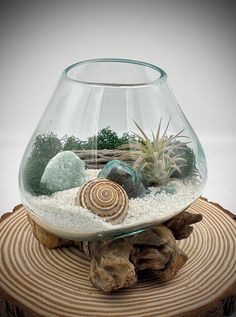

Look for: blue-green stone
[40,151,87,193]
[98,160,146,198]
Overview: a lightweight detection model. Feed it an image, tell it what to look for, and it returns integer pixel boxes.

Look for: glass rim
[62,58,167,87]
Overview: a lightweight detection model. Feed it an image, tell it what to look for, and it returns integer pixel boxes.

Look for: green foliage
[63,135,85,151]
[23,133,62,196]
[85,135,98,150]
[23,127,135,196]
[30,133,62,160]
[119,132,137,145]
[63,128,134,150]
[96,127,120,150]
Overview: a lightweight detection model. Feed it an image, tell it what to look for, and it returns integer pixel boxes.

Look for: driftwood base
[27,210,202,293]
[0,198,236,317]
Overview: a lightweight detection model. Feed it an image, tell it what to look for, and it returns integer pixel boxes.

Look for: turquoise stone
[160,186,177,194]
[40,151,87,193]
[98,160,146,198]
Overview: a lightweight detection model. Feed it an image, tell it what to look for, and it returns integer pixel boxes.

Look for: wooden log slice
[0,198,236,317]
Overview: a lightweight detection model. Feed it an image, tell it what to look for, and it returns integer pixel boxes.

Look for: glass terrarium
[19,58,207,240]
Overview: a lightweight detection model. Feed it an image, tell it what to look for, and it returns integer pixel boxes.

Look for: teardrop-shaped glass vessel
[19,58,207,240]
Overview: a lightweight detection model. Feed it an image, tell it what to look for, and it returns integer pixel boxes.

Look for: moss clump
[63,136,85,151]
[23,133,62,196]
[118,132,136,145]
[23,128,135,196]
[64,128,134,150]
[171,143,198,179]
[96,127,121,149]
[96,128,135,149]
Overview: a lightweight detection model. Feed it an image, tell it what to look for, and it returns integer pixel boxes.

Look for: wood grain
[73,149,135,169]
[0,198,236,317]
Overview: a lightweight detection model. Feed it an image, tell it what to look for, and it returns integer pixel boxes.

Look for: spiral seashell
[76,179,128,224]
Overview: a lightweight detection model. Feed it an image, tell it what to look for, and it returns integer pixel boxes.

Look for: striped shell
[76,179,128,224]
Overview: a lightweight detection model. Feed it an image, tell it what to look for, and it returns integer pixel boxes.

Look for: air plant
[118,119,189,186]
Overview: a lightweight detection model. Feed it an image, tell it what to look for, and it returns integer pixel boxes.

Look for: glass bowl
[19,58,207,240]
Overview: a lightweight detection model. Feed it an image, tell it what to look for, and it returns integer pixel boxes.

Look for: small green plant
[118,132,137,145]
[23,133,62,196]
[63,135,85,151]
[96,127,120,149]
[119,119,189,186]
[80,127,134,150]
[85,135,98,150]
[62,128,135,151]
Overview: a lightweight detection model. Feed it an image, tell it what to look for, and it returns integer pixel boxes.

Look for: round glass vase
[19,58,207,240]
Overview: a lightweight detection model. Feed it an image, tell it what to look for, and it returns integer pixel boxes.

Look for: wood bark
[73,149,135,168]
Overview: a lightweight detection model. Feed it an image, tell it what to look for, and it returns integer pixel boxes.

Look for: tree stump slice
[0,198,236,317]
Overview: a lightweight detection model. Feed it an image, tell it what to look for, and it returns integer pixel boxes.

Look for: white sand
[25,170,203,235]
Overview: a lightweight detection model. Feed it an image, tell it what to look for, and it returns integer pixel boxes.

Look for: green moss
[23,128,134,196]
[96,127,120,149]
[23,133,62,196]
[85,135,98,150]
[119,132,137,145]
[75,128,134,150]
[63,135,85,151]
[171,143,198,179]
